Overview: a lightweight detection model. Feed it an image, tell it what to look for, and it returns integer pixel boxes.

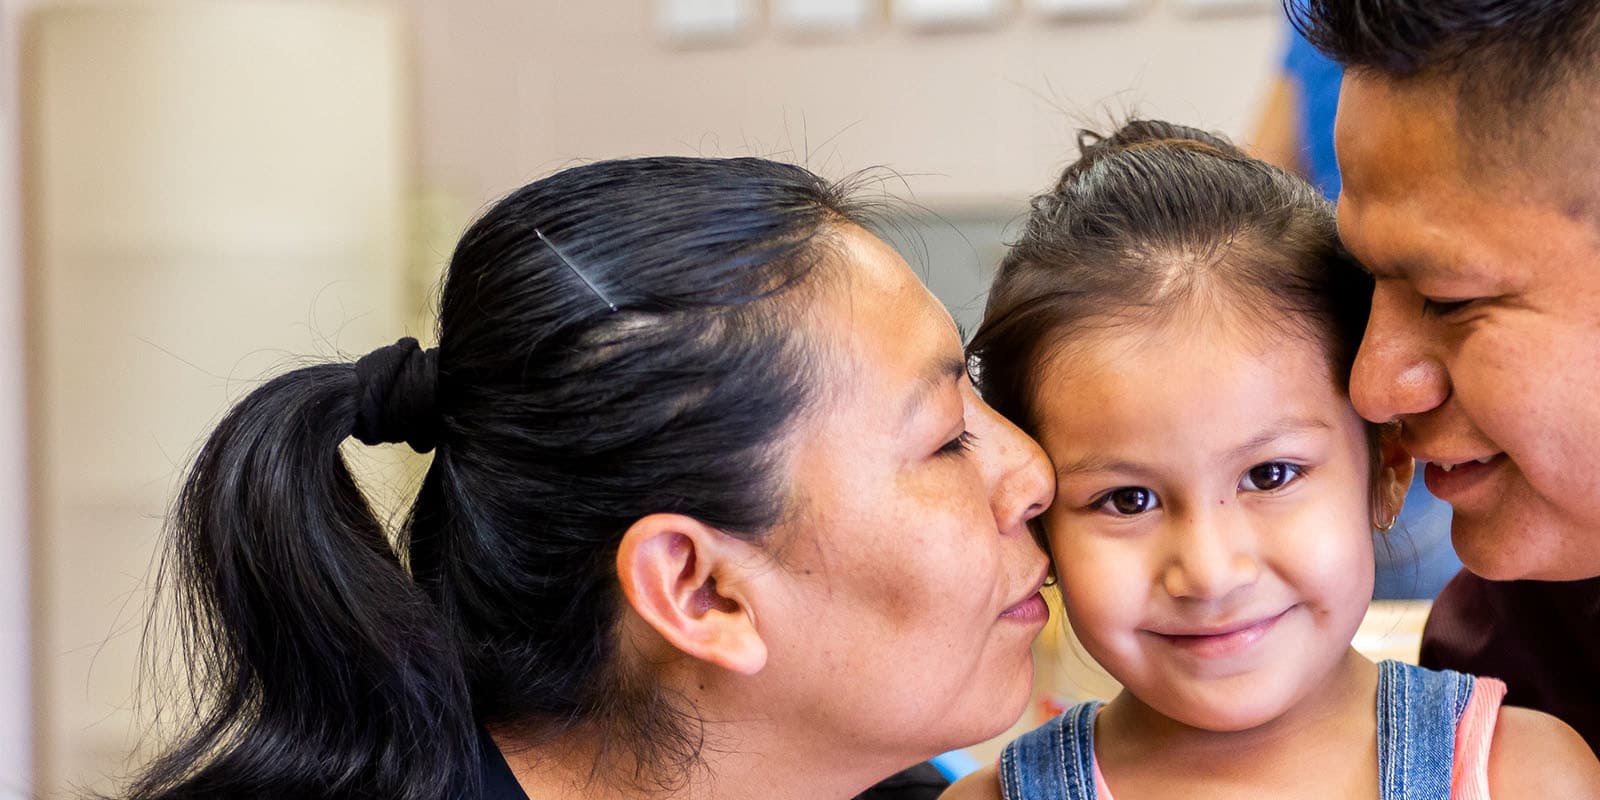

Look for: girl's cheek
[1055,535,1142,629]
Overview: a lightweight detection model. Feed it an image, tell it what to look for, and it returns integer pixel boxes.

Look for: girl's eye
[936,430,976,457]
[1239,462,1304,492]
[1421,297,1475,317]
[1095,487,1159,516]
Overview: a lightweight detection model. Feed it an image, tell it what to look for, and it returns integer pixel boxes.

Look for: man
[1292,0,1600,752]
[1249,19,1466,600]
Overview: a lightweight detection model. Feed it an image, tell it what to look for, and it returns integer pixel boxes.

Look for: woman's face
[755,225,1054,763]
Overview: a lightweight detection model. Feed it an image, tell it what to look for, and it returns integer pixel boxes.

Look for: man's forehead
[1336,74,1463,202]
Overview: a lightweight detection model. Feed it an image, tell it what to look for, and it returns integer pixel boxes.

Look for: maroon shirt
[1419,570,1600,754]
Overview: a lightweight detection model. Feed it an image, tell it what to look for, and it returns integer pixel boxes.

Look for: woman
[126,156,1054,800]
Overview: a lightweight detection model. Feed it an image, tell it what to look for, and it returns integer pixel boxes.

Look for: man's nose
[1350,287,1449,423]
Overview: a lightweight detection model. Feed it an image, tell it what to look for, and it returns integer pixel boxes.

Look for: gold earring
[1375,513,1397,532]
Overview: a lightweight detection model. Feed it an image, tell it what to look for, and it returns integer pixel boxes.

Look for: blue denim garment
[999,660,1475,799]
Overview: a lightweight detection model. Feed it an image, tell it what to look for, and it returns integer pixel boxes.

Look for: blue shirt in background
[1282,26,1344,199]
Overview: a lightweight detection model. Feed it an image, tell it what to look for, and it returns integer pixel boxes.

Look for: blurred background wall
[3,1,1290,796]
[404,0,1282,329]
[2,0,33,795]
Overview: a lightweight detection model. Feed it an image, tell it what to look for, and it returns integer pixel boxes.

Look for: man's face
[1335,74,1600,581]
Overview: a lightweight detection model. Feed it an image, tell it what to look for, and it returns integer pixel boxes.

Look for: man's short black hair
[1289,0,1600,128]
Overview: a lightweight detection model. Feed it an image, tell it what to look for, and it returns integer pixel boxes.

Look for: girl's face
[1033,314,1394,732]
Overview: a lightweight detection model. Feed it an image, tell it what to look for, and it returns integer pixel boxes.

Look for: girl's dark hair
[127,157,875,800]
[969,119,1375,460]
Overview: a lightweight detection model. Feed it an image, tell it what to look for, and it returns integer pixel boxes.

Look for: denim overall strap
[999,701,1101,800]
[1376,659,1475,800]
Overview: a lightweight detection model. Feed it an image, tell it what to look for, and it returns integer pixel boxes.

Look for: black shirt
[479,727,531,800]
[477,729,948,800]
[1419,570,1600,755]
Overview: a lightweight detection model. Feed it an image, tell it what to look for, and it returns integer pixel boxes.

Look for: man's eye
[1421,297,1474,317]
[1239,462,1304,492]
[1095,487,1159,516]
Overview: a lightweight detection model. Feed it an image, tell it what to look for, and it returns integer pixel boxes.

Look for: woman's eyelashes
[935,430,977,458]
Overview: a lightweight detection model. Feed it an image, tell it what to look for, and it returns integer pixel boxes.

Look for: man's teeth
[1436,456,1496,472]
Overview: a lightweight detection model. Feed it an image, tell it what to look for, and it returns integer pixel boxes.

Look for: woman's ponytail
[128,342,474,800]
[127,156,884,797]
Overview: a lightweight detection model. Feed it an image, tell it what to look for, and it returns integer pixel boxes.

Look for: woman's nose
[972,401,1054,537]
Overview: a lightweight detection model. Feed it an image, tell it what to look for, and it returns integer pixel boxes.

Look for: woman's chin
[952,665,1038,746]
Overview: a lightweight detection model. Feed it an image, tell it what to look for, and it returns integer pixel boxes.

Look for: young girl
[946,121,1600,799]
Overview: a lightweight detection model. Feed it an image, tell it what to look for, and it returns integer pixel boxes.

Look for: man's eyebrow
[1358,254,1473,283]
[1351,253,1401,280]
[900,355,967,427]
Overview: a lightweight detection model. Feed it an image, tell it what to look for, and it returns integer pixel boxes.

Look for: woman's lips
[1000,592,1049,624]
[1147,607,1293,659]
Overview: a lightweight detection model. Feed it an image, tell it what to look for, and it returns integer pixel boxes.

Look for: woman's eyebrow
[900,355,967,428]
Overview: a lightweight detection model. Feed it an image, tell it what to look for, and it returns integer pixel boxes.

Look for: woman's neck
[1095,648,1380,788]
[492,714,906,800]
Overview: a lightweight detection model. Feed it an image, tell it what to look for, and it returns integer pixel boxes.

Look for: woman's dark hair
[127,157,876,800]
[968,119,1376,470]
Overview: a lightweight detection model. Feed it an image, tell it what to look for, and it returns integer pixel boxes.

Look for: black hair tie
[352,337,441,453]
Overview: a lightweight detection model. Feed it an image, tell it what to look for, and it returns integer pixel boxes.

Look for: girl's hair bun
[1059,119,1245,189]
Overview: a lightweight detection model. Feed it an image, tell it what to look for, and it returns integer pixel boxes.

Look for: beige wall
[407,0,1284,210]
[20,3,411,795]
[1,0,36,796]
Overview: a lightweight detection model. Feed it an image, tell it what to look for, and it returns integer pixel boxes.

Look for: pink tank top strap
[1450,675,1507,800]
[1092,756,1114,800]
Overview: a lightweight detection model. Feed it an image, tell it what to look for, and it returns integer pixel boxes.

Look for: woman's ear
[616,514,769,676]
[1374,423,1415,529]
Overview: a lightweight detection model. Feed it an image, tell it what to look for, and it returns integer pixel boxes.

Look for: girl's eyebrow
[1055,455,1159,480]
[1224,417,1331,462]
[1055,417,1332,480]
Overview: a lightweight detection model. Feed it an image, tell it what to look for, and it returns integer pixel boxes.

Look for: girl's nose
[1161,510,1261,602]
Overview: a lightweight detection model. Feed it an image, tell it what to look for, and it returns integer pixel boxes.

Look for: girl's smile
[1031,312,1404,733]
[1144,604,1294,658]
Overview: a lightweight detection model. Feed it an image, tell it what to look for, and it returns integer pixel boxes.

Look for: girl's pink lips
[1000,592,1049,624]
[1145,606,1294,658]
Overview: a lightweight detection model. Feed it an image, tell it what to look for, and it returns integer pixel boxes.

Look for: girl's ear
[615,514,769,676]
[1374,423,1415,529]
